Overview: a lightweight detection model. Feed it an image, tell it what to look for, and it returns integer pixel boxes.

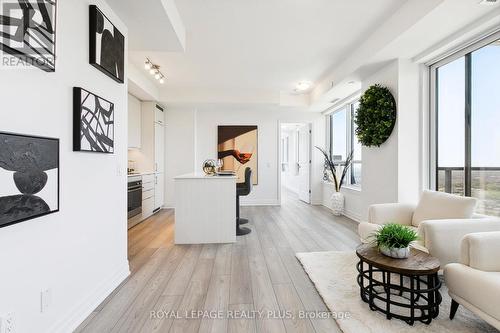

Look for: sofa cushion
[412,190,477,227]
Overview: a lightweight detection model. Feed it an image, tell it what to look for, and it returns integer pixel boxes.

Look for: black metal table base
[356,260,442,325]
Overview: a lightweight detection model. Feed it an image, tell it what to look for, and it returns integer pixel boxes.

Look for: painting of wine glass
[217,126,258,185]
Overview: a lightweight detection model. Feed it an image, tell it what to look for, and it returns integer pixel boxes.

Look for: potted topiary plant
[371,224,419,259]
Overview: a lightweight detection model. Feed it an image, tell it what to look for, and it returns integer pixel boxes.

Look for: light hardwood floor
[76,191,360,333]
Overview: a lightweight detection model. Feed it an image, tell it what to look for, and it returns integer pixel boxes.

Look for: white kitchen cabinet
[154,123,164,173]
[127,94,141,148]
[141,101,165,211]
[155,104,165,125]
[154,173,164,211]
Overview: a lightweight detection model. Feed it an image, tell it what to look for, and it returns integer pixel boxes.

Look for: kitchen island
[174,173,236,244]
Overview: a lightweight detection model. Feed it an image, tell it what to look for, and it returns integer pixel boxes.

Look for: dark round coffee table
[356,244,442,326]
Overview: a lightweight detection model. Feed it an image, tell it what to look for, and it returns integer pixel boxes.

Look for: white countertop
[174,172,237,179]
[127,172,155,177]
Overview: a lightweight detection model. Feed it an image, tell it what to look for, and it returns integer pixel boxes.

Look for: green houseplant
[315,146,353,216]
[355,84,397,147]
[372,224,419,259]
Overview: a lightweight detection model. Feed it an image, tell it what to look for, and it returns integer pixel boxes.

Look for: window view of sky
[438,42,500,167]
[472,44,500,167]
[331,107,346,160]
[437,57,465,167]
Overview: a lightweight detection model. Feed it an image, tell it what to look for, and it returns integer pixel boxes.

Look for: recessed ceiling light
[478,0,498,5]
[295,81,312,91]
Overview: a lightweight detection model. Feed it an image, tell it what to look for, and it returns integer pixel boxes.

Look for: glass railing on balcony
[438,167,500,217]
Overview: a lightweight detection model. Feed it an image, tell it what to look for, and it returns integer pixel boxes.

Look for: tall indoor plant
[316,147,353,216]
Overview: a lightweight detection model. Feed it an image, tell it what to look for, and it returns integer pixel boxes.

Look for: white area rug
[296,251,497,333]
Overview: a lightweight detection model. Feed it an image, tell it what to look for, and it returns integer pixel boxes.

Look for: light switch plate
[41,289,51,313]
[0,313,13,333]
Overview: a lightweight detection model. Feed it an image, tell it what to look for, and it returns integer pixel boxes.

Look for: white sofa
[445,231,500,330]
[358,190,500,266]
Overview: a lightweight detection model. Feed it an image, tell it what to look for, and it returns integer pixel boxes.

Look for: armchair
[358,190,500,266]
[444,231,500,329]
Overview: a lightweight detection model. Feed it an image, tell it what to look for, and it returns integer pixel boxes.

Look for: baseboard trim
[342,209,362,223]
[320,203,362,223]
[48,261,130,333]
[240,200,280,206]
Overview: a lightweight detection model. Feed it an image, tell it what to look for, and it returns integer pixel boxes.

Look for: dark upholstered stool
[236,167,252,235]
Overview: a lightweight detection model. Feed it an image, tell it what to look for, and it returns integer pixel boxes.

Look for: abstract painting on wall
[0,0,57,72]
[89,5,124,83]
[217,126,258,184]
[73,87,114,153]
[0,132,59,228]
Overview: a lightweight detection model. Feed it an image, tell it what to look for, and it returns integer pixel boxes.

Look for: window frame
[429,31,500,194]
[328,97,361,187]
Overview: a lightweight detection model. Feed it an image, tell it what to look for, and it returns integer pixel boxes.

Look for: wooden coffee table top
[356,244,440,275]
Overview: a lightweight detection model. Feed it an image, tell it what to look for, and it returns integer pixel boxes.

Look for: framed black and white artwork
[89,5,124,83]
[0,132,59,228]
[0,0,57,72]
[73,87,114,153]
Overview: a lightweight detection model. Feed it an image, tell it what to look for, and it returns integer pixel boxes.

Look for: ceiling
[124,0,500,109]
[107,0,185,52]
[129,0,405,104]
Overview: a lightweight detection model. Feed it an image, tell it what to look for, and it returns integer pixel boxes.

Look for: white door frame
[277,121,312,206]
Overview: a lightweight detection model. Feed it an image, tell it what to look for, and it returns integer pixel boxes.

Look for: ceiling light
[144,58,166,84]
[348,81,356,85]
[478,0,498,5]
[295,81,312,91]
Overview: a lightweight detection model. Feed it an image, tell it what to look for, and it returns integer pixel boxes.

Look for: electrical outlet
[40,289,51,313]
[0,313,14,333]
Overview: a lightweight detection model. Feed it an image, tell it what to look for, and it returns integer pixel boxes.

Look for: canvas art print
[217,126,258,184]
[89,5,124,83]
[0,132,59,228]
[0,0,57,71]
[73,87,114,153]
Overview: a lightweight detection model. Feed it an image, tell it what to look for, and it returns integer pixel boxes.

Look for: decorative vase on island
[379,246,410,259]
[330,191,344,216]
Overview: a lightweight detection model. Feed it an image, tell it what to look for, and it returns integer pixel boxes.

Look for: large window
[431,34,500,216]
[329,99,362,187]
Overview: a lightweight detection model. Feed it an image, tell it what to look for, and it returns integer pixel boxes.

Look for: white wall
[360,61,400,220]
[164,105,325,207]
[0,1,129,332]
[164,108,197,208]
[397,59,422,204]
[322,60,424,222]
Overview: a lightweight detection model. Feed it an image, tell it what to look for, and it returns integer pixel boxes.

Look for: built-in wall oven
[128,176,142,219]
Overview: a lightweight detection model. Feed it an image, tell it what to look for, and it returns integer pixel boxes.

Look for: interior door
[297,124,311,203]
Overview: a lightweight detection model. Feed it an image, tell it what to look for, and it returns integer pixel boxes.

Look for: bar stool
[236,167,252,235]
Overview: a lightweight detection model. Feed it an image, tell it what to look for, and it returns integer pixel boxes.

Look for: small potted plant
[371,224,419,259]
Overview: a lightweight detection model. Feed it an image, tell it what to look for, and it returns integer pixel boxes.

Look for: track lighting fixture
[144,58,166,84]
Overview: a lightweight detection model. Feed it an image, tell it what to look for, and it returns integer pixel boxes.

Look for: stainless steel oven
[128,177,142,219]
